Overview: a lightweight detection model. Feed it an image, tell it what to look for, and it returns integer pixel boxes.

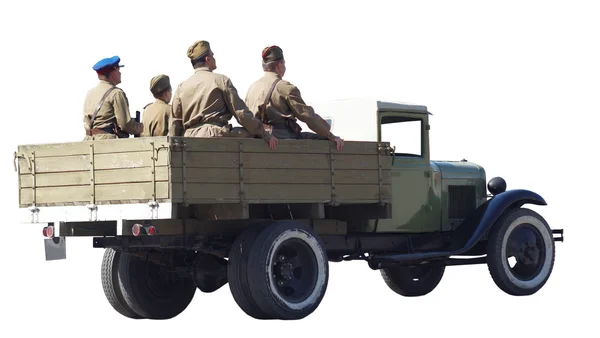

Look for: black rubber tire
[246,221,329,320]
[486,207,555,296]
[100,248,144,319]
[380,263,445,297]
[117,251,197,320]
[227,224,272,319]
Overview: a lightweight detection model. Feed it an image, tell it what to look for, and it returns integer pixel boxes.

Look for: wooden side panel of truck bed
[15,136,393,208]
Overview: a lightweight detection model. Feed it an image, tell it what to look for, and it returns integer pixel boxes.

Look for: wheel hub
[504,223,547,281]
[278,262,294,280]
[519,240,540,265]
[268,238,319,303]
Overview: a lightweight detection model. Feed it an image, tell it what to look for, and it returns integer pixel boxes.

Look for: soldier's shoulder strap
[259,78,281,123]
[89,87,116,130]
[143,102,152,109]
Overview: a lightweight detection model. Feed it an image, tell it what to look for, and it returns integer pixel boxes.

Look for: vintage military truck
[14,98,563,321]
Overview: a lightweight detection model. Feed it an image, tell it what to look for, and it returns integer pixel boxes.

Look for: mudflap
[44,237,66,261]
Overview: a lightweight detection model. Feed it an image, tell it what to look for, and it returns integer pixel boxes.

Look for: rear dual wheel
[100,248,196,320]
[101,248,143,319]
[228,221,329,320]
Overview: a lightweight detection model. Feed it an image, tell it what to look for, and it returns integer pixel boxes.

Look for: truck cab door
[375,112,441,233]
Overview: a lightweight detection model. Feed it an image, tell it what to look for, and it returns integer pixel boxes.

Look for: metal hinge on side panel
[377,144,383,206]
[148,142,169,219]
[171,139,188,206]
[86,144,98,221]
[27,151,40,223]
[14,152,32,219]
[329,142,337,206]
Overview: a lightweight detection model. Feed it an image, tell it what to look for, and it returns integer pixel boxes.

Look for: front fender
[368,189,547,264]
[455,189,547,252]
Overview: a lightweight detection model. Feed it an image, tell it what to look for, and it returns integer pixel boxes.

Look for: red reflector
[132,224,142,236]
[47,226,54,238]
[147,226,156,236]
[42,227,48,237]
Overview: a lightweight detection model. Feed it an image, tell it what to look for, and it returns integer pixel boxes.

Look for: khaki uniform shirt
[245,72,334,139]
[83,80,143,135]
[170,67,271,140]
[141,98,170,137]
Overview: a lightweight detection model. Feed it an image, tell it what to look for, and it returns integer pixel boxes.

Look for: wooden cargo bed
[15,136,393,217]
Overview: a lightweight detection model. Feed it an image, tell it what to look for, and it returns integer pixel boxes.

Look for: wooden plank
[170,168,391,185]
[171,183,240,201]
[20,182,170,205]
[19,151,169,174]
[171,183,388,202]
[170,151,239,169]
[16,137,169,158]
[20,167,170,188]
[176,137,386,155]
[173,153,389,170]
[242,153,390,170]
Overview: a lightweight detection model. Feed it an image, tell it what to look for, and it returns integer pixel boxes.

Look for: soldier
[245,45,344,151]
[83,55,143,140]
[169,40,278,150]
[141,74,172,137]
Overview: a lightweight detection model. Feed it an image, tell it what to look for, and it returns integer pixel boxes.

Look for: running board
[368,228,565,266]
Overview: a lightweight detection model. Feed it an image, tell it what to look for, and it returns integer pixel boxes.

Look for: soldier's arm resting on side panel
[222,78,272,142]
[285,84,336,140]
[113,90,143,135]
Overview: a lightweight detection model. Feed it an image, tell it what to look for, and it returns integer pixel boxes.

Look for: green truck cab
[14,98,563,321]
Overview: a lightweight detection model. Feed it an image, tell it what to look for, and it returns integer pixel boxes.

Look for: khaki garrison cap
[188,40,211,62]
[150,74,170,96]
[262,45,284,62]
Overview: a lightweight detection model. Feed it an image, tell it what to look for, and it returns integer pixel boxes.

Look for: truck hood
[432,160,486,180]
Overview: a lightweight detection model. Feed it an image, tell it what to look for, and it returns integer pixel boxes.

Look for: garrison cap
[262,45,284,62]
[93,56,124,72]
[150,74,171,95]
[188,40,211,62]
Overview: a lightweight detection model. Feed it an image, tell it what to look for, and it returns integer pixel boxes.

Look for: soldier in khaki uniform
[169,40,278,150]
[83,56,143,140]
[141,74,172,137]
[245,45,344,151]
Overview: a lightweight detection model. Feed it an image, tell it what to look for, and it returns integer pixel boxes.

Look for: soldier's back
[173,67,236,128]
[141,99,170,137]
[83,80,125,140]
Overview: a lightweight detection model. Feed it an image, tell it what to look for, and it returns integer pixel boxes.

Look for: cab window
[380,115,422,157]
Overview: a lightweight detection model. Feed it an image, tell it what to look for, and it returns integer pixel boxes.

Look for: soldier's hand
[334,136,344,151]
[268,135,278,150]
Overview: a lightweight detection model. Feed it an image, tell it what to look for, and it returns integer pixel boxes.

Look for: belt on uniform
[85,126,115,136]
[189,121,228,128]
[268,119,302,134]
[268,122,290,130]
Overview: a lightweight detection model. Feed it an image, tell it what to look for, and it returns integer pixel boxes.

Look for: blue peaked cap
[92,55,124,71]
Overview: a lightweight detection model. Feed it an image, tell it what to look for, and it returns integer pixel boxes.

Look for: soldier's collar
[194,66,212,73]
[265,71,281,79]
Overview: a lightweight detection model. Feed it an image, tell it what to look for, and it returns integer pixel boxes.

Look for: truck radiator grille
[448,185,476,219]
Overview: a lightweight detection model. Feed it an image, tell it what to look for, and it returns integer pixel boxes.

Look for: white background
[1,0,597,336]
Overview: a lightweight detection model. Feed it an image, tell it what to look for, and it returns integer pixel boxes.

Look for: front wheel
[486,207,555,296]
